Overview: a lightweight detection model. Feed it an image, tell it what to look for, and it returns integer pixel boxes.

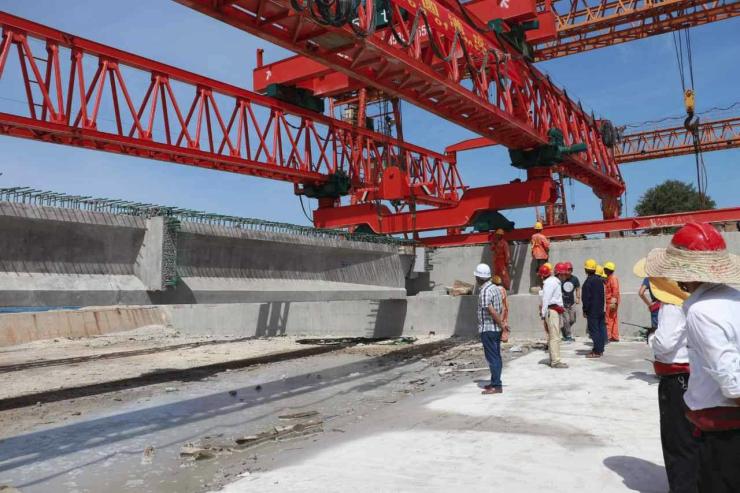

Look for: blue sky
[2,0,739,230]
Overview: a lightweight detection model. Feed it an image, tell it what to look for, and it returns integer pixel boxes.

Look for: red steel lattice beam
[0,12,463,207]
[615,116,740,163]
[536,0,740,60]
[422,206,740,246]
[174,0,625,207]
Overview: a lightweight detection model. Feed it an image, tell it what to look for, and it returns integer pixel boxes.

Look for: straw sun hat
[643,223,740,285]
[633,258,689,305]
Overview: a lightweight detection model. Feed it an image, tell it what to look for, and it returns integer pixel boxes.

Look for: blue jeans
[481,331,502,387]
[650,310,659,330]
[587,314,607,354]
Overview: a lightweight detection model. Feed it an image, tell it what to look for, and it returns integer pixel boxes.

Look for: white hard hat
[474,263,491,278]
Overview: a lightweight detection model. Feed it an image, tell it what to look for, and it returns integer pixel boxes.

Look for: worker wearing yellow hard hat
[582,258,606,358]
[530,221,550,288]
[603,261,620,342]
[491,228,511,290]
[596,265,606,279]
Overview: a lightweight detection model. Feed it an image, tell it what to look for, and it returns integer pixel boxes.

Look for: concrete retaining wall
[0,203,407,306]
[0,306,166,347]
[0,290,653,347]
[413,231,740,295]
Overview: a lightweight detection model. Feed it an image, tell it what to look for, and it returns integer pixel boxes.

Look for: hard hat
[554,262,568,275]
[474,263,491,278]
[534,222,543,230]
[564,261,573,271]
[596,265,607,278]
[584,259,597,271]
[538,263,552,278]
[543,262,553,271]
[492,275,502,285]
[671,222,726,251]
[643,222,740,284]
[495,228,504,235]
[604,261,616,272]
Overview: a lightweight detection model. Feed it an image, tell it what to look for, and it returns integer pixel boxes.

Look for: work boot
[481,387,503,395]
[551,361,568,369]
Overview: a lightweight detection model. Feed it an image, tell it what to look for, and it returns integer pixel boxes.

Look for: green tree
[634,180,715,216]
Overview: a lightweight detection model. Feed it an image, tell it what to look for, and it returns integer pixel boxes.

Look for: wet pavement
[0,338,475,492]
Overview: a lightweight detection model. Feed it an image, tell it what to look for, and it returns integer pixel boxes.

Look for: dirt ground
[0,333,538,492]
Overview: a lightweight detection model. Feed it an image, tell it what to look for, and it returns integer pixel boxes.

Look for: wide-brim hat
[633,258,691,305]
[644,245,740,284]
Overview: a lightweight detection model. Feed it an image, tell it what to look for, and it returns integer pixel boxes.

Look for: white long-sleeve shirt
[683,283,740,411]
[649,303,689,364]
[540,276,563,319]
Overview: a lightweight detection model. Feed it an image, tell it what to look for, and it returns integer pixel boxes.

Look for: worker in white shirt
[635,258,699,493]
[645,222,740,493]
[539,264,568,369]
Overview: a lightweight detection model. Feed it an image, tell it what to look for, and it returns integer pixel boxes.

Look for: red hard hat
[564,261,573,271]
[538,264,552,278]
[554,262,568,275]
[671,223,726,251]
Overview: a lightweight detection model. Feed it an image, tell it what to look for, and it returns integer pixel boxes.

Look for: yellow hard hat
[543,262,553,271]
[584,259,597,270]
[596,265,607,278]
[534,222,543,230]
[604,261,616,271]
[495,228,504,235]
[492,275,502,285]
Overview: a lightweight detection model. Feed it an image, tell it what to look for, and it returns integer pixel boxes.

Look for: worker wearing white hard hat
[474,263,508,395]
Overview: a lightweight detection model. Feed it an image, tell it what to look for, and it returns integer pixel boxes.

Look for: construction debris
[278,411,320,420]
[446,280,474,296]
[438,367,488,376]
[180,445,217,461]
[234,419,324,450]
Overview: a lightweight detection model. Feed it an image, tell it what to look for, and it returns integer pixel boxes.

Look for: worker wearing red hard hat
[530,221,550,278]
[557,262,580,343]
[491,228,511,290]
[603,261,621,342]
[645,222,740,492]
[538,263,568,369]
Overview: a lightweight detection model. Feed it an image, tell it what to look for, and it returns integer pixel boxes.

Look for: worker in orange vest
[492,275,509,327]
[530,222,550,271]
[491,229,511,290]
[604,261,621,342]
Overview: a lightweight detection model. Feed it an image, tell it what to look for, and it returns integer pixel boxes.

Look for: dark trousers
[697,428,740,493]
[587,314,606,354]
[480,331,502,388]
[658,374,699,493]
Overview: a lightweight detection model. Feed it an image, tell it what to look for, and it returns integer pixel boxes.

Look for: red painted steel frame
[0,12,463,207]
[314,178,557,233]
[537,0,740,60]
[616,116,740,163]
[422,206,740,246]
[175,0,625,207]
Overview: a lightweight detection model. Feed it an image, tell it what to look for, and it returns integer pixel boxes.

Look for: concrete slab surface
[218,341,666,493]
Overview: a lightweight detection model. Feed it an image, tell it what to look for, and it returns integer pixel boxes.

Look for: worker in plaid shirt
[475,263,509,395]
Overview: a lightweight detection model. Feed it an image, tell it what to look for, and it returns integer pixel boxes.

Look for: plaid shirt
[478,280,503,333]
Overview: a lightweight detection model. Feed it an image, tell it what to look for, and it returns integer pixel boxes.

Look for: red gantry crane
[0,0,739,246]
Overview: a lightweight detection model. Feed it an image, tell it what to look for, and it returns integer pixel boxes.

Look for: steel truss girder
[174,0,625,202]
[313,178,557,233]
[0,12,463,207]
[536,0,740,60]
[422,206,740,246]
[616,116,740,163]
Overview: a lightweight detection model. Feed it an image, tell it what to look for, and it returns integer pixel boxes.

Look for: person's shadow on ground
[604,456,668,492]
